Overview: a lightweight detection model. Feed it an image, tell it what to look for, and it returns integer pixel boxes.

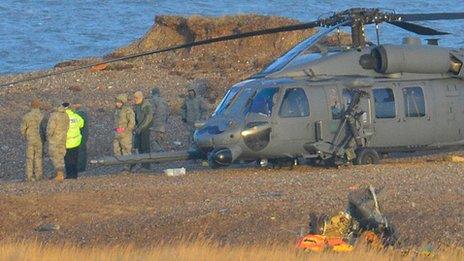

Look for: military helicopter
[93,8,464,168]
[4,8,464,168]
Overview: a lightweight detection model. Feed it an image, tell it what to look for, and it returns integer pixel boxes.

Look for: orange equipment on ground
[296,234,354,252]
[90,63,109,72]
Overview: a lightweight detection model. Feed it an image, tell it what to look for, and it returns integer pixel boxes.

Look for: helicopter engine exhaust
[360,44,462,75]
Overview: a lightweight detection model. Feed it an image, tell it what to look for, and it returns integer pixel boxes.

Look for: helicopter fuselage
[195,43,464,166]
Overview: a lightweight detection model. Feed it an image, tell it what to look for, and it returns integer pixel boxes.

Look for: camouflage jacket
[46,106,69,145]
[151,95,168,132]
[21,108,44,144]
[181,95,207,125]
[114,105,135,137]
[134,99,153,133]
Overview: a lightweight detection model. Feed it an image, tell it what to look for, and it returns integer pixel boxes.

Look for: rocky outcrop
[109,15,317,70]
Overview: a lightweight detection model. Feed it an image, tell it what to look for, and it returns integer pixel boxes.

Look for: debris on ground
[35,223,60,232]
[443,155,464,163]
[297,185,396,252]
[164,167,186,176]
[89,63,109,72]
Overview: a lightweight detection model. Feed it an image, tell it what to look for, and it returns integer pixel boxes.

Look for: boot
[55,170,64,182]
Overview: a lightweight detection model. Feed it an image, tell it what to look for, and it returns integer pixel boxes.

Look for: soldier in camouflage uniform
[113,94,135,163]
[21,98,44,181]
[46,102,69,181]
[206,92,218,115]
[133,91,153,170]
[150,87,168,152]
[181,84,208,147]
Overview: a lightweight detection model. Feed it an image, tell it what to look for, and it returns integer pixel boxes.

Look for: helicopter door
[398,85,434,146]
[270,87,311,154]
[325,86,343,133]
[370,86,402,147]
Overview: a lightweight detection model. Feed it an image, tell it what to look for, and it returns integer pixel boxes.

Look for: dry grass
[1,241,463,261]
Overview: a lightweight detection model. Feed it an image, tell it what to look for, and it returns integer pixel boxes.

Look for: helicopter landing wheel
[355,148,380,165]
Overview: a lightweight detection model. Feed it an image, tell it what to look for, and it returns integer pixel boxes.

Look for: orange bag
[90,63,109,72]
[296,234,354,252]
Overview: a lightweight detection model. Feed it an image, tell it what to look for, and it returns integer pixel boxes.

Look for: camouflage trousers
[25,141,43,181]
[113,135,132,157]
[49,142,66,172]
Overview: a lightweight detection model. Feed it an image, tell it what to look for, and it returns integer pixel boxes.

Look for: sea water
[0,0,463,74]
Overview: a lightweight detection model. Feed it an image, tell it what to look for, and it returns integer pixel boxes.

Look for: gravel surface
[0,158,463,247]
[0,14,462,248]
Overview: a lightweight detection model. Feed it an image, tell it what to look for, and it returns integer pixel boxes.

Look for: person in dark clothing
[133,91,153,170]
[64,148,79,179]
[73,98,89,172]
[63,102,84,179]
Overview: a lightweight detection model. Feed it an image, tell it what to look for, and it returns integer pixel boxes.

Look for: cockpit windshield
[213,86,280,117]
[248,87,279,117]
[213,86,240,116]
[213,86,256,116]
[254,22,348,77]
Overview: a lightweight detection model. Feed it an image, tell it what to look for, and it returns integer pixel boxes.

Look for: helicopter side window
[328,87,343,119]
[373,88,396,119]
[403,87,425,117]
[249,87,279,116]
[342,89,353,108]
[279,88,309,118]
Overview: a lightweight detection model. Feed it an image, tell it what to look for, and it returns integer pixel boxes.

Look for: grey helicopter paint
[8,8,460,167]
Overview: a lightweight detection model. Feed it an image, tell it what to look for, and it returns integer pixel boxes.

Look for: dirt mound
[110,15,316,71]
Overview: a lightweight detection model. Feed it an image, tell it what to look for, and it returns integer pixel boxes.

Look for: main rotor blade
[399,12,464,21]
[388,21,449,35]
[0,20,322,88]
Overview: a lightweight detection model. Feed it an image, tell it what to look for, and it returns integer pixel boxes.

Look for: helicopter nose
[194,133,212,150]
[194,128,214,151]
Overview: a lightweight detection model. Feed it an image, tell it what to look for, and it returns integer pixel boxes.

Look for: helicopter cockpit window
[248,87,279,116]
[213,87,256,116]
[373,88,396,119]
[403,87,426,117]
[279,88,309,118]
[213,87,240,116]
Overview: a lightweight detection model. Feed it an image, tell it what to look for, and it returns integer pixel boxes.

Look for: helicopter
[4,8,464,168]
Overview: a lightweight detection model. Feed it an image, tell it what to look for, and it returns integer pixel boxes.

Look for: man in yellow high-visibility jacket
[63,102,84,179]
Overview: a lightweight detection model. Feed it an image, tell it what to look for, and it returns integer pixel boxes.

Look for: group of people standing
[21,99,88,181]
[21,81,212,181]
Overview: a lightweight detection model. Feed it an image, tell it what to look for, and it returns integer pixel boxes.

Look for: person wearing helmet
[21,98,45,181]
[180,83,207,147]
[113,93,135,170]
[150,87,169,152]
